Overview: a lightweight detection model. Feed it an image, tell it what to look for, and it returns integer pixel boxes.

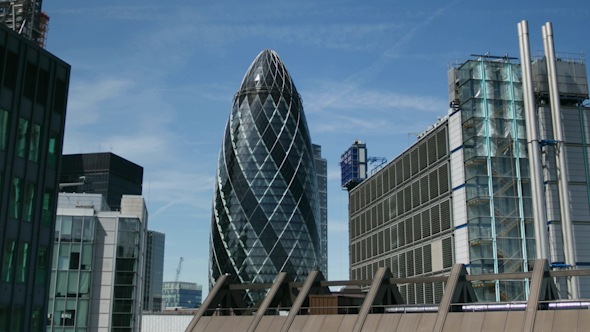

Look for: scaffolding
[0,0,48,48]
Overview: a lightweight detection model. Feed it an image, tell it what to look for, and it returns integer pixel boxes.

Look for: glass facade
[162,282,202,309]
[47,215,95,331]
[209,49,321,301]
[313,144,328,278]
[143,230,165,312]
[0,23,69,332]
[112,218,140,331]
[456,59,533,301]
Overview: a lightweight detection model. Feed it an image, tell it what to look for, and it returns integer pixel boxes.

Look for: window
[31,307,43,332]
[16,118,28,158]
[48,131,59,169]
[58,244,70,270]
[1,240,16,282]
[0,109,8,150]
[9,177,22,219]
[29,124,41,162]
[12,306,23,332]
[42,189,54,226]
[0,306,8,332]
[23,182,35,222]
[15,242,29,283]
[35,247,48,285]
[69,245,80,269]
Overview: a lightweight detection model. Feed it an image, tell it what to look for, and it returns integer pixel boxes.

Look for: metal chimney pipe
[517,20,549,260]
[542,22,578,299]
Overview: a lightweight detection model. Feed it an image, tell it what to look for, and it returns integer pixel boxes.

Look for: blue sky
[43,0,589,296]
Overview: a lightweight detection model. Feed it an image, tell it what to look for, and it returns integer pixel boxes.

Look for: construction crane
[0,0,49,48]
[174,257,184,282]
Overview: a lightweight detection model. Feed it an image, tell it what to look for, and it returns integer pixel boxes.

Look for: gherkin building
[209,50,321,299]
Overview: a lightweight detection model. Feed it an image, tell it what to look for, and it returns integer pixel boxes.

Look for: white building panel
[450,149,465,189]
[142,314,194,332]
[448,111,463,152]
[431,240,443,272]
[454,227,470,265]
[452,187,467,227]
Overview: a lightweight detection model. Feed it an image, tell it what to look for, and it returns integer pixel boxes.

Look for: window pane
[15,242,29,283]
[79,272,90,296]
[1,240,16,282]
[43,189,54,227]
[32,307,43,332]
[67,271,79,295]
[58,244,70,270]
[9,177,22,219]
[77,300,89,327]
[0,109,8,150]
[61,216,72,241]
[29,124,41,162]
[82,217,95,242]
[81,244,92,270]
[36,246,48,285]
[16,118,28,158]
[72,217,83,242]
[56,271,67,297]
[12,305,23,332]
[23,182,35,222]
[48,131,59,169]
[0,305,8,332]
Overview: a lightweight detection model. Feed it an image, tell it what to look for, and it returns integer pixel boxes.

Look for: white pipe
[518,20,549,260]
[542,22,579,299]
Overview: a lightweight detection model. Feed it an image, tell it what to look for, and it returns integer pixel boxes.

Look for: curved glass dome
[209,50,320,301]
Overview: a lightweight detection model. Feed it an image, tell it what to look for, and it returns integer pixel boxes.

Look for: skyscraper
[143,230,165,312]
[0,22,69,331]
[209,50,321,299]
[313,144,328,279]
[59,152,143,211]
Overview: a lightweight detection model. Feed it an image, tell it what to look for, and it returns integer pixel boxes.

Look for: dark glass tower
[59,152,143,210]
[209,50,320,297]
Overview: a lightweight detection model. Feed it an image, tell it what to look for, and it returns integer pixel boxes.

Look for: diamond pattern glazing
[209,50,320,299]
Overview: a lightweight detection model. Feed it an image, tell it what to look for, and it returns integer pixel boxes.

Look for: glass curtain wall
[47,215,95,331]
[112,218,140,331]
[458,59,535,301]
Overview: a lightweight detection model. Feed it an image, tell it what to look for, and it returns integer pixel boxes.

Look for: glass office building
[47,193,147,332]
[0,23,69,332]
[209,49,321,301]
[143,230,165,312]
[162,282,202,309]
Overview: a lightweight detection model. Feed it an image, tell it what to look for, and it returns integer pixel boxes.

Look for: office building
[209,49,322,302]
[0,22,69,331]
[47,193,147,332]
[60,152,143,211]
[347,24,590,303]
[143,230,165,312]
[162,282,202,309]
[313,144,328,279]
